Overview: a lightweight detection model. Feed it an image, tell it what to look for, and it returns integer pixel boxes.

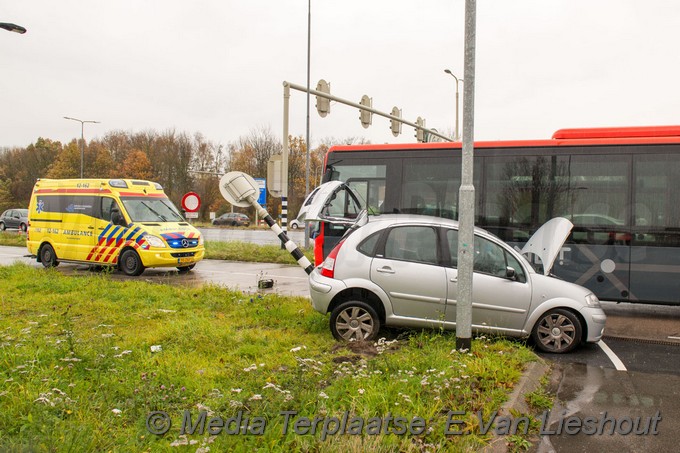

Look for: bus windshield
[121,197,184,222]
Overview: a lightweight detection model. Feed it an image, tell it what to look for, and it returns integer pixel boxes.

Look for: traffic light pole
[283,81,454,143]
[279,80,454,251]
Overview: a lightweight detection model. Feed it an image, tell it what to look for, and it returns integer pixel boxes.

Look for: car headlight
[584,293,600,307]
[145,235,166,248]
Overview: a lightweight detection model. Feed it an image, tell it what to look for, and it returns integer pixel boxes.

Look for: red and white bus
[313,125,680,305]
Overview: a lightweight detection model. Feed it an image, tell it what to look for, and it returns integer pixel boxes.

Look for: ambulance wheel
[177,264,195,274]
[40,243,59,268]
[119,249,145,276]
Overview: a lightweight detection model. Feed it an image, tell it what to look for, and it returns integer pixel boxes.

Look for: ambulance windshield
[121,197,184,222]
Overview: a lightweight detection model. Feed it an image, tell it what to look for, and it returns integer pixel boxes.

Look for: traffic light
[415,117,425,142]
[359,95,372,129]
[390,106,402,137]
[316,79,331,117]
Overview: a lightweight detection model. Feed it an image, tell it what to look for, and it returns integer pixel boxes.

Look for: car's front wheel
[177,264,195,274]
[0,222,5,231]
[531,308,582,353]
[330,300,381,341]
[119,249,145,276]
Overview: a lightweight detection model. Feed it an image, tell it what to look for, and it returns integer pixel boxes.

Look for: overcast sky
[2,1,679,149]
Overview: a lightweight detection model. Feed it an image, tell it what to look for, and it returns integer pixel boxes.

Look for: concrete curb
[482,359,551,453]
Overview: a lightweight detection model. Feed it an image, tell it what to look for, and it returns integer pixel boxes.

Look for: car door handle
[450,277,457,283]
[376,267,395,274]
[88,226,95,229]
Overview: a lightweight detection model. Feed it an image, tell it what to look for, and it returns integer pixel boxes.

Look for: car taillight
[320,239,345,279]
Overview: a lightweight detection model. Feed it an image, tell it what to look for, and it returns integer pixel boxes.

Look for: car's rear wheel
[531,308,582,353]
[39,243,59,268]
[119,249,145,276]
[20,223,27,232]
[330,300,381,341]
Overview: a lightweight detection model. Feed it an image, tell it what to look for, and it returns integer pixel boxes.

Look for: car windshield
[121,197,184,222]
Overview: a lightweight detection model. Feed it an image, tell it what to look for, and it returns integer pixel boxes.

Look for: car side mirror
[505,266,517,280]
[111,210,126,227]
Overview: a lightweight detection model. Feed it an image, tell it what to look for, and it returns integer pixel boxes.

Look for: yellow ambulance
[27,179,205,276]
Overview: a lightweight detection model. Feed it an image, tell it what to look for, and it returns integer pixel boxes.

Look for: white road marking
[598,340,627,371]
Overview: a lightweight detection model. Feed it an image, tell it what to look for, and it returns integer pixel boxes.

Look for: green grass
[0,231,26,247]
[0,263,538,452]
[204,240,314,264]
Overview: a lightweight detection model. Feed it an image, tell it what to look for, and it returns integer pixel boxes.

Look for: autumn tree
[190,133,225,219]
[227,126,282,218]
[0,179,16,212]
[287,135,309,217]
[46,141,80,179]
[121,149,153,180]
[46,139,114,179]
[0,138,62,206]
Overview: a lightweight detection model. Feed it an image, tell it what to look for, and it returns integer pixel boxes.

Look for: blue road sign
[254,178,266,206]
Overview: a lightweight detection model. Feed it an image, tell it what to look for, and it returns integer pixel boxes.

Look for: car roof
[361,214,496,239]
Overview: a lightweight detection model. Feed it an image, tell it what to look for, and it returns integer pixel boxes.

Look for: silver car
[306,201,606,353]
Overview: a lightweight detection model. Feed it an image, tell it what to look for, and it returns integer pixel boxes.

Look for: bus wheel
[40,243,59,268]
[330,300,381,342]
[531,308,582,354]
[119,249,145,276]
[177,264,195,274]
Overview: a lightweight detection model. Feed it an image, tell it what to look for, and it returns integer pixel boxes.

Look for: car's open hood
[520,217,573,275]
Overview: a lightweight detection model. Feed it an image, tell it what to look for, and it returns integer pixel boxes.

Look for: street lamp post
[444,69,463,141]
[304,0,311,249]
[63,116,100,179]
[0,22,27,34]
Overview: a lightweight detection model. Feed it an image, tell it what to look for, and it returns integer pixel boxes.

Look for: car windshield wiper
[158,199,183,221]
[141,201,168,222]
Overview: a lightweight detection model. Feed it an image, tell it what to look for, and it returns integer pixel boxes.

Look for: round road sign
[181,192,201,212]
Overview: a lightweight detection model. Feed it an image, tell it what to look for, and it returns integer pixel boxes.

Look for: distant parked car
[289,218,302,229]
[0,208,28,232]
[213,212,250,227]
